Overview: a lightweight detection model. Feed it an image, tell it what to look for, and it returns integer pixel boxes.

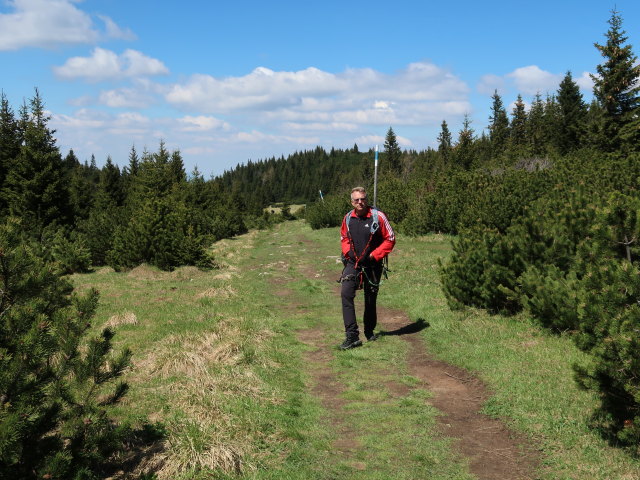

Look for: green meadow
[70,221,640,479]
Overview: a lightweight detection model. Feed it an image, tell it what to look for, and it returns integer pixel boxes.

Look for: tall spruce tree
[556,71,588,154]
[509,94,528,153]
[488,90,510,157]
[384,127,402,175]
[100,157,125,207]
[2,90,70,231]
[0,93,21,216]
[454,114,475,169]
[543,94,562,154]
[591,9,640,151]
[526,93,547,157]
[437,120,452,163]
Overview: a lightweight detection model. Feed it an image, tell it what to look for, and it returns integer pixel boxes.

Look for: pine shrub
[440,226,523,313]
[305,194,349,230]
[570,193,640,446]
[45,228,92,274]
[0,218,133,479]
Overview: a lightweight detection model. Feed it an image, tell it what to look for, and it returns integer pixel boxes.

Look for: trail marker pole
[373,145,379,208]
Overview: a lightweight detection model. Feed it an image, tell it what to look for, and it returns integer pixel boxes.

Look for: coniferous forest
[1,7,640,478]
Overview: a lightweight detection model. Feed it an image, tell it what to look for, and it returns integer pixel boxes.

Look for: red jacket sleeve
[370,211,396,261]
[340,214,351,257]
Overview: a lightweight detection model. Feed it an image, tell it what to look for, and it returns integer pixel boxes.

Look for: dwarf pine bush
[0,218,133,479]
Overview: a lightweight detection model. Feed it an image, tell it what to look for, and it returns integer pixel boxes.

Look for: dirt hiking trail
[294,232,541,480]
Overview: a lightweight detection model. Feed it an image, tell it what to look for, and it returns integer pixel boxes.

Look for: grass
[69,220,640,479]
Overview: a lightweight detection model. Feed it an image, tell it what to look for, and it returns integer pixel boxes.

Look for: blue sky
[1,0,638,177]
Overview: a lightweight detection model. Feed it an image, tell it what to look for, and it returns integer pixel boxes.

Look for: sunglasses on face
[351,197,367,203]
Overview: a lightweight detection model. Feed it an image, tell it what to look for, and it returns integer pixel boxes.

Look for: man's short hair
[351,187,366,196]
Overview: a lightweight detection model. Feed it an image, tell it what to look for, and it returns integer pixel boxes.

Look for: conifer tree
[543,94,562,154]
[591,9,640,151]
[453,114,475,169]
[0,218,132,478]
[384,126,402,175]
[107,143,211,270]
[488,90,510,157]
[2,90,70,230]
[509,94,528,154]
[0,93,21,216]
[62,148,79,172]
[127,145,139,176]
[437,120,452,163]
[556,71,588,154]
[526,93,547,157]
[584,99,606,149]
[100,157,125,207]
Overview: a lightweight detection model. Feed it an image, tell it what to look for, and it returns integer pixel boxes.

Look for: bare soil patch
[379,306,541,480]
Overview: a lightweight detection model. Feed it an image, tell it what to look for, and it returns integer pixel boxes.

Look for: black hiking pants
[341,261,383,339]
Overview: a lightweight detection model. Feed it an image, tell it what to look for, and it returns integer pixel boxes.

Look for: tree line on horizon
[1,7,639,477]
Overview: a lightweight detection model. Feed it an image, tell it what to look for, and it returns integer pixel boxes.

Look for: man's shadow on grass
[379,317,430,337]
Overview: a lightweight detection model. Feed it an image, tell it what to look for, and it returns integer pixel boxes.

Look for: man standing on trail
[339,187,395,350]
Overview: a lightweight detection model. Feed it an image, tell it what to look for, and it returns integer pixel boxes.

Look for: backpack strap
[345,209,355,234]
[370,208,379,235]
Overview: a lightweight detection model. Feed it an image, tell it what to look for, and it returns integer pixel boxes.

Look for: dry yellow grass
[105,311,138,328]
[195,286,237,300]
[128,315,274,477]
[127,264,165,280]
[156,419,245,478]
[171,265,208,280]
[95,266,116,274]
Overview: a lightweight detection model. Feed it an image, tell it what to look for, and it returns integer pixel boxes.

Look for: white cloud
[178,115,230,132]
[98,88,155,109]
[479,65,596,100]
[166,62,468,113]
[97,14,135,41]
[0,0,134,50]
[575,71,595,91]
[477,74,505,96]
[166,67,343,112]
[164,62,470,136]
[283,122,358,132]
[355,135,386,147]
[54,48,169,82]
[506,65,562,95]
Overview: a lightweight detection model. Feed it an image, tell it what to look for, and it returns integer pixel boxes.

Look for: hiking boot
[365,332,379,342]
[339,337,362,350]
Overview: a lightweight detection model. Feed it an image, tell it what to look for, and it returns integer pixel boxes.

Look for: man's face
[351,192,368,214]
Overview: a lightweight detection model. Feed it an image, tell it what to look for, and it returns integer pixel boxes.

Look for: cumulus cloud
[506,65,562,95]
[164,62,471,134]
[166,67,343,111]
[98,88,156,109]
[177,115,231,132]
[575,71,595,91]
[0,0,134,50]
[54,48,169,82]
[477,74,505,96]
[479,65,596,99]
